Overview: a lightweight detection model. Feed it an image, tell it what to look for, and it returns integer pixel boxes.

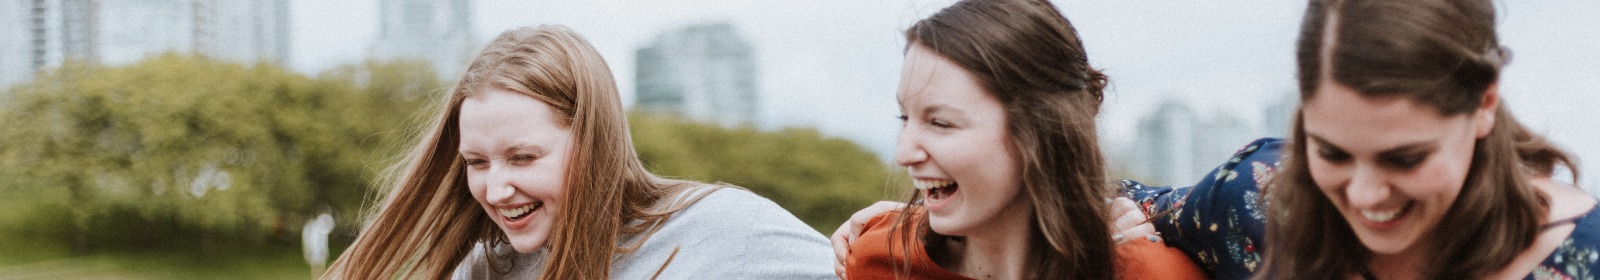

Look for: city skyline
[3,1,1594,192]
[369,0,475,78]
[0,0,291,87]
[634,22,760,127]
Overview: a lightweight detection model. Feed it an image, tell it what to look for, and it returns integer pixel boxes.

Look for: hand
[1110,197,1158,244]
[831,201,906,279]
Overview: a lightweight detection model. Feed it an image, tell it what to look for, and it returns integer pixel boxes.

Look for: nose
[485,163,516,204]
[1344,164,1389,209]
[894,129,928,167]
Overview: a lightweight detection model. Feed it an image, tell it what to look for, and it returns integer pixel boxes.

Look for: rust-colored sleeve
[1115,237,1209,280]
[847,209,1207,280]
[844,210,972,280]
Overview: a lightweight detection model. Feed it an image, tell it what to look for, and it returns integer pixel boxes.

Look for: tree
[0,55,435,254]
[628,113,892,233]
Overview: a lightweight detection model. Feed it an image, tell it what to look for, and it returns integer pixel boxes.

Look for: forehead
[897,45,991,108]
[1302,82,1459,149]
[457,89,569,148]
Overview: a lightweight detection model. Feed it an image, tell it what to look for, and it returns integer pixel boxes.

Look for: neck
[949,206,1035,280]
[1367,245,1427,280]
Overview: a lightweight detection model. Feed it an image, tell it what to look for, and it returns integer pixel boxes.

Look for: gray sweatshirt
[452,186,835,279]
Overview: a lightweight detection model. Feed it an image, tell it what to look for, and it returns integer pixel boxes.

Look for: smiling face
[458,88,573,253]
[1301,81,1494,256]
[894,44,1029,237]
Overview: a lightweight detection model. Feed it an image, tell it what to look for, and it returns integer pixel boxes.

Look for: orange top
[844,210,1207,280]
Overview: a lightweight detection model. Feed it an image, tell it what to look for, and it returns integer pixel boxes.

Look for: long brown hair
[323,25,714,280]
[889,0,1116,278]
[1259,0,1580,279]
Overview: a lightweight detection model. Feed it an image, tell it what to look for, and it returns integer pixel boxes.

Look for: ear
[1472,82,1499,138]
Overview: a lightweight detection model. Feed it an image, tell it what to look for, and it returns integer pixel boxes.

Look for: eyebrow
[504,143,547,155]
[897,96,960,117]
[920,103,961,117]
[460,142,546,157]
[1307,134,1437,156]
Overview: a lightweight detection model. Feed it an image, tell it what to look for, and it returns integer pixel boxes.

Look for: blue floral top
[1121,138,1600,280]
[1534,208,1600,280]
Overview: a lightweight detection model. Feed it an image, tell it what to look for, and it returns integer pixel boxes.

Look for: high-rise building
[1130,101,1260,186]
[0,0,290,89]
[1262,93,1297,137]
[193,0,292,64]
[369,0,475,78]
[1133,102,1201,186]
[0,0,32,88]
[634,22,759,127]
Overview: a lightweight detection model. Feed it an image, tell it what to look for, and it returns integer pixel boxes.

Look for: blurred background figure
[301,212,333,278]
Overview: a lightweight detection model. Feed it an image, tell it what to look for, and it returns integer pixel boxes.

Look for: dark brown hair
[890,0,1115,278]
[1259,0,1579,279]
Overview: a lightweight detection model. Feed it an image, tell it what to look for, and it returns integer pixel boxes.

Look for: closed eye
[1316,147,1352,164]
[929,118,954,129]
[464,158,489,170]
[510,154,537,164]
[1381,153,1427,170]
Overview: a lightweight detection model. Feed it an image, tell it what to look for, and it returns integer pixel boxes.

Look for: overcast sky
[290,0,1600,192]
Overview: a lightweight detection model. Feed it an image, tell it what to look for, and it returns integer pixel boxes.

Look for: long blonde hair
[323,25,715,280]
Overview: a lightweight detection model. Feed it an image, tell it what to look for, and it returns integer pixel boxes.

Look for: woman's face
[1301,81,1493,256]
[458,88,572,253]
[894,44,1029,237]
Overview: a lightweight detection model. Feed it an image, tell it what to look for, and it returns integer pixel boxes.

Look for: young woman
[321,25,834,279]
[837,0,1205,279]
[1257,0,1596,278]
[843,0,1599,279]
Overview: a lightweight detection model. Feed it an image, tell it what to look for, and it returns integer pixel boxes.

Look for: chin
[926,216,969,237]
[1354,234,1415,255]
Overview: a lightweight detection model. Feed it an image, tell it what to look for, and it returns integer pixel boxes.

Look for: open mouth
[1359,201,1411,224]
[498,202,544,222]
[915,179,960,202]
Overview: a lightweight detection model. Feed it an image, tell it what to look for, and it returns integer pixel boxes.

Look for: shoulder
[1532,202,1600,279]
[666,186,793,229]
[623,185,834,279]
[649,185,814,241]
[847,210,915,265]
[852,210,915,254]
[845,209,971,280]
[1114,238,1208,280]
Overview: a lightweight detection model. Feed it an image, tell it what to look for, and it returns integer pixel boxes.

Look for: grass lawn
[0,241,314,280]
[0,194,323,279]
[0,243,313,278]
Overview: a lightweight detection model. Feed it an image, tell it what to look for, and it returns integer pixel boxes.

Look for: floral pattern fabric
[1121,138,1280,280]
[1532,208,1600,280]
[1122,137,1600,280]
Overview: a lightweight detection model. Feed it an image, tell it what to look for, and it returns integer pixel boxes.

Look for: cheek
[1305,156,1337,190]
[1407,159,1469,199]
[466,173,489,201]
[529,161,570,201]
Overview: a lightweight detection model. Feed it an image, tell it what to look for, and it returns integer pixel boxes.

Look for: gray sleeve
[646,188,836,279]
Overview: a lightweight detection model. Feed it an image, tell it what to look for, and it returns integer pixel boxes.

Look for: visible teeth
[498,203,538,219]
[913,179,954,190]
[1361,208,1400,222]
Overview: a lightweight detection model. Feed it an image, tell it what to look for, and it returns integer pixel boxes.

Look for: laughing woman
[320,25,833,279]
[1257,0,1596,279]
[838,0,1205,279]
